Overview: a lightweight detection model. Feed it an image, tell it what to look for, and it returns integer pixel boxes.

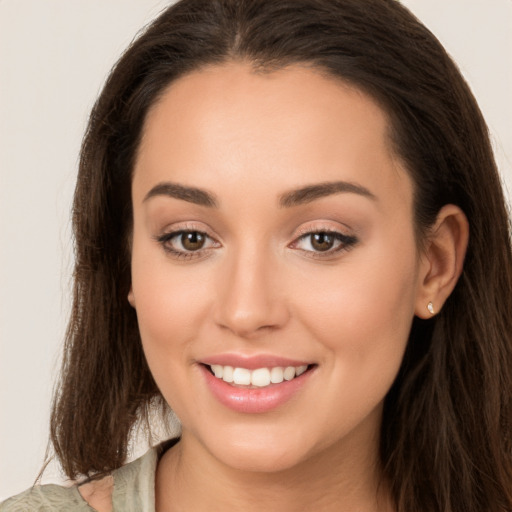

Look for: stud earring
[427,302,435,315]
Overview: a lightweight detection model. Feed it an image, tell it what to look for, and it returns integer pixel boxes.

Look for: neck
[156,424,394,512]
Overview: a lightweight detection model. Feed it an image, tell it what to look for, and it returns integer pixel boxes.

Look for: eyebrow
[143,180,376,208]
[279,181,377,207]
[143,182,218,207]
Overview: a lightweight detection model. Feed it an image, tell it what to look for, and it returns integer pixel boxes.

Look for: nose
[214,247,290,339]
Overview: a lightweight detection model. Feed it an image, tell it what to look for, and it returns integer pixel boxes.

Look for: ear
[415,204,469,319]
[128,286,136,308]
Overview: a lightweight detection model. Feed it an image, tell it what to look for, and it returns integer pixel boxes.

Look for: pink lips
[198,354,314,414]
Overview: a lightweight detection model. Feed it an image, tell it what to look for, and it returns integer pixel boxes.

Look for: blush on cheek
[297,259,415,361]
[133,258,205,316]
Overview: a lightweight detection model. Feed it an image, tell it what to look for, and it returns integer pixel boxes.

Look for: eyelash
[290,229,358,258]
[155,229,219,260]
[155,228,358,261]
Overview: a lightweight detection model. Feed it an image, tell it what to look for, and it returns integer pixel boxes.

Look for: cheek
[130,247,214,363]
[130,256,216,416]
[287,244,418,436]
[293,235,419,370]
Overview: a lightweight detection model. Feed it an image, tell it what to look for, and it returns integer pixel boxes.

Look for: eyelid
[292,220,355,240]
[156,221,219,242]
[159,220,215,233]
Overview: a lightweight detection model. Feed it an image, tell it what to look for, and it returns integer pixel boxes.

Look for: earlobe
[415,204,469,319]
[128,286,136,308]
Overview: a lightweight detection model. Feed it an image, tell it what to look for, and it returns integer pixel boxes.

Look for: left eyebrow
[278,181,377,208]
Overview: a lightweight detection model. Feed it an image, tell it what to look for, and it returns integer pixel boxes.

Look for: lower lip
[200,365,314,414]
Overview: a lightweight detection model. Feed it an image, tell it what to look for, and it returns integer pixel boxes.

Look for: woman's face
[129,62,424,472]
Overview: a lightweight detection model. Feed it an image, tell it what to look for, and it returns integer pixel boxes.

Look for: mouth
[203,363,315,388]
[198,354,317,413]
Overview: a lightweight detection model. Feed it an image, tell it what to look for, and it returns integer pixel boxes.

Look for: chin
[197,425,319,474]
[216,443,307,474]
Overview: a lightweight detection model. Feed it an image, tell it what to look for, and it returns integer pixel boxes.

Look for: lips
[198,354,315,413]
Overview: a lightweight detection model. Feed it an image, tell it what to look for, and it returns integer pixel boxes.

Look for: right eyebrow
[143,182,218,208]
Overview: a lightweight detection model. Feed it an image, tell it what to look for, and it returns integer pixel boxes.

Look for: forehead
[134,61,412,209]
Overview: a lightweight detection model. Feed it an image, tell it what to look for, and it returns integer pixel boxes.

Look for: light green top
[0,441,176,512]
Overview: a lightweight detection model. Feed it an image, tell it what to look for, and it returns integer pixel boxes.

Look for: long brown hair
[49,1,512,510]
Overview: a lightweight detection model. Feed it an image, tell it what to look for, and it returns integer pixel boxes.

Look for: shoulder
[0,439,178,512]
[0,483,94,511]
[78,475,114,512]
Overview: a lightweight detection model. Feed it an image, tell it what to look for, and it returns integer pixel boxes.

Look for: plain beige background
[1,0,511,500]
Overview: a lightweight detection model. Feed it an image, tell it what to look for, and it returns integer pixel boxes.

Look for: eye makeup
[153,224,358,262]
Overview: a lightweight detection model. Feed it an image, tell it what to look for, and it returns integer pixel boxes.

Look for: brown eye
[180,231,206,251]
[291,230,358,256]
[310,233,335,252]
[156,229,217,257]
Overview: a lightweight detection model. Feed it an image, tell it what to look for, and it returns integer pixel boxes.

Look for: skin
[117,62,468,512]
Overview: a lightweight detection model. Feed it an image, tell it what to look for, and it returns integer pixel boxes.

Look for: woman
[2,0,511,510]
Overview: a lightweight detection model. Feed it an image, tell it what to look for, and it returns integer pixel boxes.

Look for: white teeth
[270,367,284,384]
[296,365,308,376]
[210,364,310,387]
[211,364,223,378]
[283,366,296,381]
[232,367,251,385]
[251,368,271,387]
[222,366,234,383]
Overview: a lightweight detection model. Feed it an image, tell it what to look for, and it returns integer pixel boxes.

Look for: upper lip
[199,353,313,370]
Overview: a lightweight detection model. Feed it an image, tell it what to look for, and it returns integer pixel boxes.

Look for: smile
[208,364,309,388]
[199,358,316,413]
